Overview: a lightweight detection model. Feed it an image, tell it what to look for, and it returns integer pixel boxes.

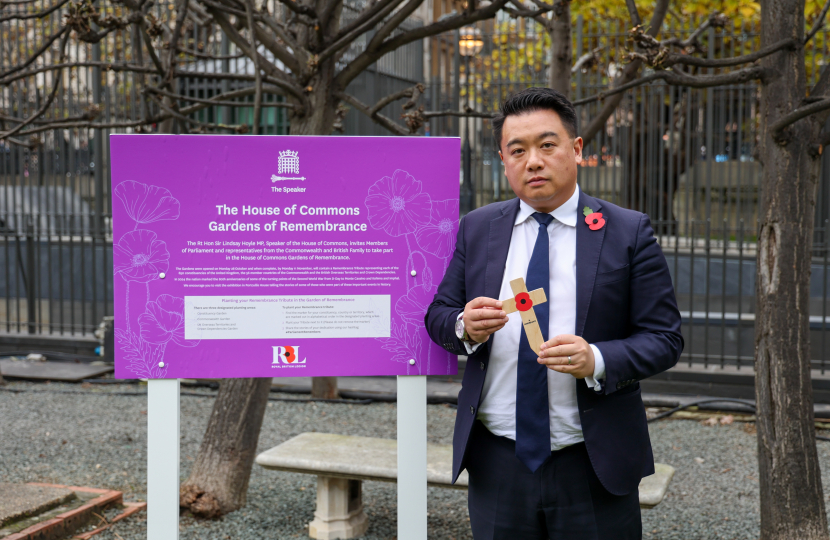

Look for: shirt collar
[514,184,580,228]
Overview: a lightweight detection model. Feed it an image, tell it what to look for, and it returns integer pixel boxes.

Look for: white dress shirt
[465,185,606,450]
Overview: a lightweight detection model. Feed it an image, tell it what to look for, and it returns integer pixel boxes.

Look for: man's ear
[573,137,584,163]
[498,150,504,164]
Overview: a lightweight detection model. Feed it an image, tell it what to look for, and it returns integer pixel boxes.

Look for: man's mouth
[527,176,547,186]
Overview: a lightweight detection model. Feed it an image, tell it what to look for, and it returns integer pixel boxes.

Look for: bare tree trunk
[312,376,339,399]
[547,0,571,96]
[182,56,342,520]
[755,0,829,538]
[158,96,177,134]
[180,378,273,517]
[289,58,342,399]
[288,70,340,136]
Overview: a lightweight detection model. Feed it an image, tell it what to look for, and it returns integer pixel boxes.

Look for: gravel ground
[2,380,830,539]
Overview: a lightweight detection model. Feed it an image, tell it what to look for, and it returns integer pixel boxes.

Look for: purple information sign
[110,135,460,379]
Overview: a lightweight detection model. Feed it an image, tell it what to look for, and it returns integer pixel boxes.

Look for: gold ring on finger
[568,356,571,365]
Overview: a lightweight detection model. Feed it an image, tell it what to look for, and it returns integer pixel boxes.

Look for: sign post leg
[397,375,427,540]
[148,378,180,540]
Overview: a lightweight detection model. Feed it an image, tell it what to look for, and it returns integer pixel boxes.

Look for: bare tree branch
[654,38,798,69]
[153,95,248,133]
[580,0,669,145]
[335,91,409,135]
[178,47,246,60]
[770,98,830,141]
[624,0,641,27]
[165,0,190,87]
[201,0,304,70]
[139,19,166,78]
[806,0,830,45]
[522,0,555,11]
[332,0,400,43]
[2,75,297,139]
[573,65,766,107]
[63,0,144,43]
[251,20,304,73]
[244,0,262,134]
[422,109,495,119]
[317,0,404,63]
[272,0,316,20]
[187,0,211,25]
[364,0,421,54]
[659,11,729,52]
[336,0,509,88]
[147,86,294,110]
[368,83,424,116]
[7,118,161,137]
[0,61,153,85]
[0,32,69,141]
[318,0,342,36]
[129,22,151,123]
[572,45,604,73]
[503,0,550,19]
[812,62,830,97]
[254,9,302,59]
[206,6,306,101]
[0,26,66,78]
[0,0,68,22]
[1,0,50,5]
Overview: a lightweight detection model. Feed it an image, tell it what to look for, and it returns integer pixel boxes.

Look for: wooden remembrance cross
[501,277,548,354]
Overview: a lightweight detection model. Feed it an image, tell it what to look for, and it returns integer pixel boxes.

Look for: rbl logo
[273,346,305,364]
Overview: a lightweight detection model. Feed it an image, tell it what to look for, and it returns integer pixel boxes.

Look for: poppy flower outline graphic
[138,295,198,347]
[115,180,181,226]
[283,346,297,363]
[395,282,435,326]
[364,169,432,237]
[414,199,459,259]
[113,229,170,283]
[585,212,606,231]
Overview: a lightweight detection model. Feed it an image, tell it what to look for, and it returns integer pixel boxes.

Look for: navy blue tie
[515,212,554,472]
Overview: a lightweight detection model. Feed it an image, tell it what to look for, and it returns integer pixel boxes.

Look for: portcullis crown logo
[271,150,306,182]
[272,346,306,366]
[278,150,299,174]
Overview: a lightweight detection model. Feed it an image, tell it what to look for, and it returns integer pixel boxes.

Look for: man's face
[499,108,583,213]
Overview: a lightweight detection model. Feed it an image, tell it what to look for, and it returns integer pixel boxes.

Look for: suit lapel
[576,192,605,337]
[484,199,520,301]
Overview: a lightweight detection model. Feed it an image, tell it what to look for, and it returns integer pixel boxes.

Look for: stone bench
[255,433,675,540]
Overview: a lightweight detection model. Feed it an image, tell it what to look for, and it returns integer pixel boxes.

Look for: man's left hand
[538,335,595,379]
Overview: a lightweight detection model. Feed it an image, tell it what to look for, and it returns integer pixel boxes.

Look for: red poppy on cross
[501,277,548,354]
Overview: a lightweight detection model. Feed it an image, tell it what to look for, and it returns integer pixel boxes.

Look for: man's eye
[542,142,554,148]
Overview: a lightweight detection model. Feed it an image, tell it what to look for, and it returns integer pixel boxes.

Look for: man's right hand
[463,297,509,344]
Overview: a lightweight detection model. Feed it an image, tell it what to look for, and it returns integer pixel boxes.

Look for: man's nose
[526,150,544,170]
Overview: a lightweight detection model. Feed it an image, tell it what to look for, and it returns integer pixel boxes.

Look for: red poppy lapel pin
[582,206,606,231]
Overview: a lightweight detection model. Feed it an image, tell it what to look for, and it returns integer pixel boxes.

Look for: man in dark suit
[425,87,683,539]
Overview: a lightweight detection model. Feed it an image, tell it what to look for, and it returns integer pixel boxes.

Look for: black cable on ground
[0,386,373,405]
[180,391,373,405]
[0,351,100,363]
[647,397,830,442]
[82,378,140,384]
[647,398,757,422]
[0,387,145,397]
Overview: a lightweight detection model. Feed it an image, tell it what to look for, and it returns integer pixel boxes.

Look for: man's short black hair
[492,87,578,150]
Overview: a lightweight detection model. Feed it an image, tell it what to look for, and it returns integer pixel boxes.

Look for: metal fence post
[462,138,473,214]
[25,214,36,334]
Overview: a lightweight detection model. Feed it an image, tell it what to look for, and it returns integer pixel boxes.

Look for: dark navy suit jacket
[425,190,683,496]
